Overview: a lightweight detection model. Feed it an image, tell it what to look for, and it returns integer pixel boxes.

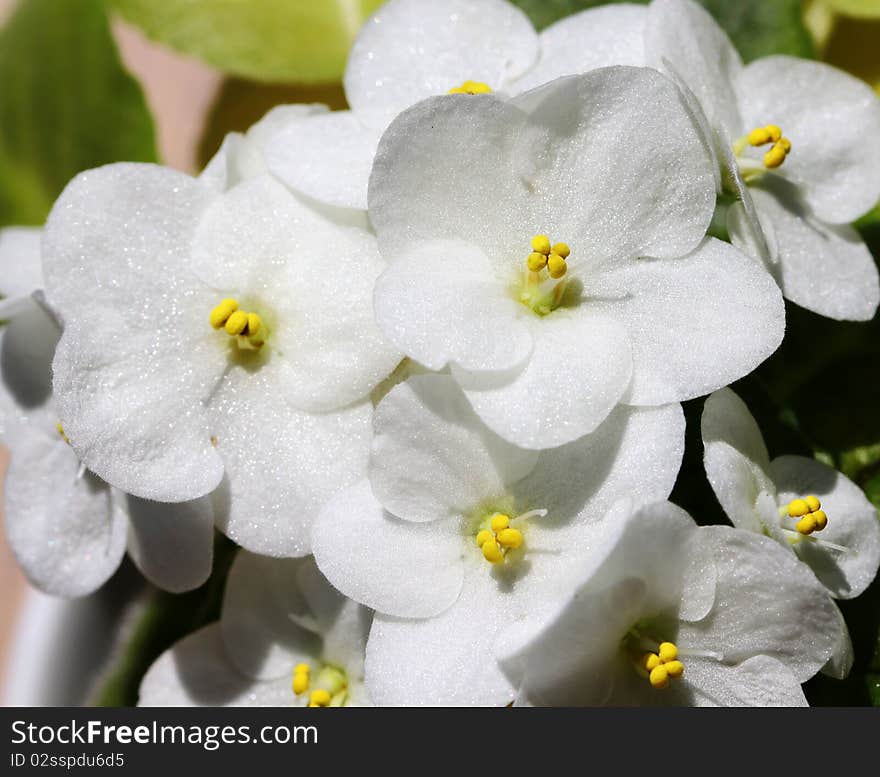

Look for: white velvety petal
[508,68,716,263]
[735,56,880,223]
[645,0,743,139]
[312,480,464,619]
[4,418,127,597]
[192,175,400,412]
[265,111,382,211]
[42,164,226,501]
[372,240,532,372]
[685,655,808,707]
[0,226,43,299]
[590,238,784,405]
[369,94,532,265]
[770,455,880,600]
[679,526,840,681]
[0,301,60,410]
[202,104,327,192]
[701,388,778,534]
[125,494,215,593]
[511,404,685,528]
[735,183,880,322]
[823,606,854,680]
[209,367,373,558]
[345,0,538,128]
[512,4,647,94]
[221,552,323,681]
[139,625,294,707]
[452,309,632,449]
[370,375,538,522]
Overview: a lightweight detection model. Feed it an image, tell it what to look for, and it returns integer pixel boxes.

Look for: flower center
[638,641,685,690]
[732,123,792,182]
[292,663,349,707]
[448,80,492,95]
[516,234,571,316]
[779,495,828,536]
[472,508,547,565]
[209,298,267,350]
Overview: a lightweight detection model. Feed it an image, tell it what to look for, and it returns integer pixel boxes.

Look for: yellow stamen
[490,513,510,533]
[481,540,504,564]
[527,251,548,271]
[448,80,492,95]
[56,422,70,445]
[475,529,494,548]
[643,652,661,672]
[638,640,685,690]
[787,496,827,535]
[551,242,570,259]
[745,124,792,169]
[649,665,669,689]
[292,664,310,695]
[496,528,523,549]
[530,234,552,255]
[664,660,685,679]
[308,689,332,707]
[224,310,249,336]
[658,642,678,663]
[547,253,567,279]
[209,298,239,329]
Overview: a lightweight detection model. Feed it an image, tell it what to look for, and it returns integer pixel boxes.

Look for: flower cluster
[2,0,879,707]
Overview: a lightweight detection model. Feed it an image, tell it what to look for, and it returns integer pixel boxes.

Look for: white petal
[511,403,685,528]
[370,375,538,523]
[645,0,744,139]
[822,606,853,680]
[125,494,215,593]
[512,4,647,94]
[0,227,43,299]
[372,239,532,372]
[0,301,60,410]
[701,387,778,534]
[770,455,880,600]
[139,624,293,707]
[679,526,841,681]
[312,480,465,619]
[192,175,400,412]
[4,415,127,597]
[590,238,784,405]
[42,164,226,501]
[735,56,880,224]
[202,104,328,192]
[209,368,373,558]
[452,309,632,449]
[345,0,538,129]
[734,182,880,321]
[684,655,808,706]
[221,552,324,680]
[265,111,381,211]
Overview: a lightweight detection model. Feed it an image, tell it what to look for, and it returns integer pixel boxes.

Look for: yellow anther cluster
[448,80,493,95]
[642,642,685,689]
[56,422,70,445]
[209,298,265,349]
[788,495,827,535]
[292,663,310,696]
[308,689,332,707]
[475,513,524,564]
[527,235,569,279]
[747,124,792,169]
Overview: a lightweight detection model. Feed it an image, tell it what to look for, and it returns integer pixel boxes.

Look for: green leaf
[826,0,880,18]
[509,0,814,61]
[0,0,156,228]
[109,0,385,83]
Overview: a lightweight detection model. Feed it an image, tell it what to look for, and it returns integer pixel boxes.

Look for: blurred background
[1,0,879,705]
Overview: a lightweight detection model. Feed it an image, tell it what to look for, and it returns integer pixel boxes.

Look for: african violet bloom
[42,164,400,557]
[496,499,842,706]
[702,387,880,601]
[644,0,880,320]
[139,553,371,707]
[0,229,215,596]
[369,67,784,449]
[265,0,648,210]
[311,374,685,705]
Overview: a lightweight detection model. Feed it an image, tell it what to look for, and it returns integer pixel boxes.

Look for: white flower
[369,67,784,449]
[701,387,880,601]
[644,0,880,320]
[0,228,215,596]
[139,552,371,707]
[496,499,843,706]
[41,164,400,557]
[311,374,684,705]
[264,0,649,210]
